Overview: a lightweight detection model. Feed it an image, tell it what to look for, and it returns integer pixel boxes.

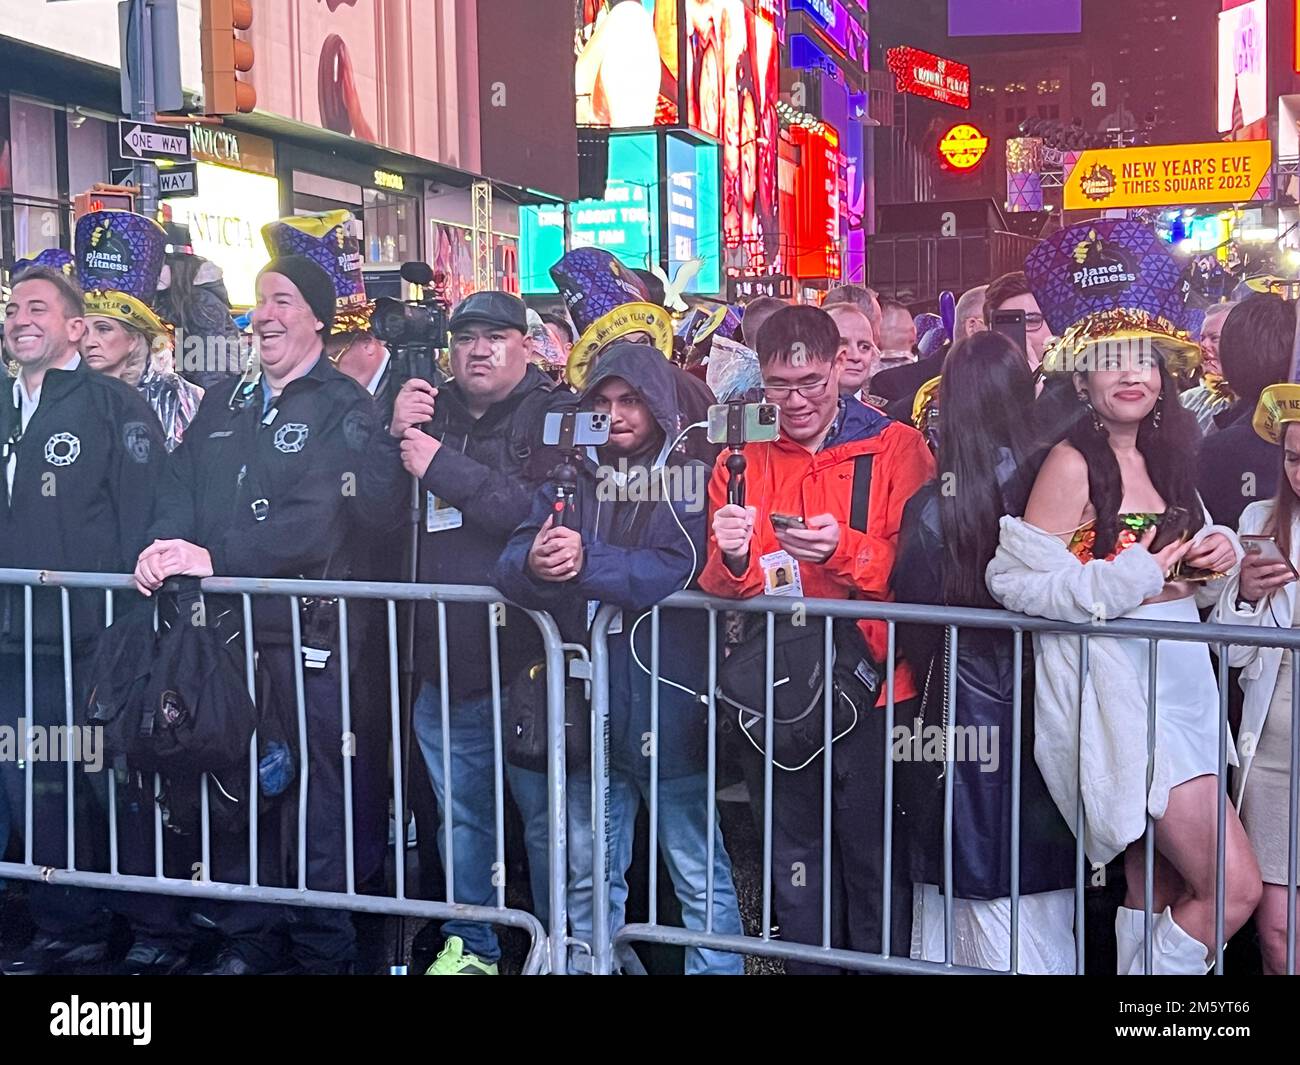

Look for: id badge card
[586,601,623,634]
[759,550,803,597]
[426,492,464,533]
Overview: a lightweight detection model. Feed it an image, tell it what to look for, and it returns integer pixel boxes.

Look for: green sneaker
[423,936,499,976]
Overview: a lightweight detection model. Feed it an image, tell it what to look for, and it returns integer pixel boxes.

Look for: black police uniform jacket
[147,352,406,641]
[369,364,577,698]
[0,359,166,651]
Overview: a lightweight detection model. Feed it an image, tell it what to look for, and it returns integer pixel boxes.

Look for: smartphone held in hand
[1241,535,1300,580]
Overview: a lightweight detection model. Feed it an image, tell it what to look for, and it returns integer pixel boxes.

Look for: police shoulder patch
[123,421,152,464]
[342,409,373,452]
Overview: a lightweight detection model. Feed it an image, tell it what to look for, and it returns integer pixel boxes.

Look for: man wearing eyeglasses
[698,305,934,973]
[983,271,1054,373]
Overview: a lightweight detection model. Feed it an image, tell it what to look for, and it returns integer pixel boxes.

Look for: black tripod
[390,356,445,975]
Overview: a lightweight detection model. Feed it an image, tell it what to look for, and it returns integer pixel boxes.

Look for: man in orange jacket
[701,304,934,972]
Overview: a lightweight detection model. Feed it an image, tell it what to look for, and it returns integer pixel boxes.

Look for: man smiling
[701,304,933,973]
[0,266,164,975]
[135,254,404,974]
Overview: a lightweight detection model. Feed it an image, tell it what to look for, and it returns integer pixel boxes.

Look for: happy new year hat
[1253,383,1300,444]
[550,248,673,389]
[1025,217,1200,374]
[74,210,167,337]
[261,210,372,334]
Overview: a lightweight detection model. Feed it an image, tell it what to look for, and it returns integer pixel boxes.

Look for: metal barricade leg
[589,609,613,975]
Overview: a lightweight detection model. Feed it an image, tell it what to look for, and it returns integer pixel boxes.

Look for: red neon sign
[886,46,972,109]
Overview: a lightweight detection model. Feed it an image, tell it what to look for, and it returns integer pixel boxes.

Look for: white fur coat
[986,515,1240,864]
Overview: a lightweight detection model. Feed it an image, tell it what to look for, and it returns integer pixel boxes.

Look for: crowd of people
[1,207,1299,977]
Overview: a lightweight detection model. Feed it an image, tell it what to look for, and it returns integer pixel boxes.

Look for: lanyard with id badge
[426,429,467,533]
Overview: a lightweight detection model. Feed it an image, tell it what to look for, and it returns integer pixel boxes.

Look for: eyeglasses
[763,375,833,401]
[326,336,358,367]
[1023,312,1046,329]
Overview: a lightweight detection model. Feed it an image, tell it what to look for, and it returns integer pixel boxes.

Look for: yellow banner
[1063,140,1272,211]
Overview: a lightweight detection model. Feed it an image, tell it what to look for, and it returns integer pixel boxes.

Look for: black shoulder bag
[717,453,883,771]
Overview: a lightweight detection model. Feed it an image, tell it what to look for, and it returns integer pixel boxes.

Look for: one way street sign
[117,120,192,163]
[158,164,199,198]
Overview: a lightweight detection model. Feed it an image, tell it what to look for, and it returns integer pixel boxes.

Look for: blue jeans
[569,768,745,975]
[415,683,554,964]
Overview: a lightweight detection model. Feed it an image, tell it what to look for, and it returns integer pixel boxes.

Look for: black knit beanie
[258,255,336,334]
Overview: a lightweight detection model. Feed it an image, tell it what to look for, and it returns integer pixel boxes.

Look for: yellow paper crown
[566,302,674,389]
[83,289,167,338]
[1041,308,1201,376]
[1254,383,1300,445]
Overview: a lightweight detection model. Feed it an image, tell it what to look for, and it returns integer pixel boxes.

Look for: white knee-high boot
[1151,907,1211,974]
[1115,906,1145,974]
[1117,906,1210,974]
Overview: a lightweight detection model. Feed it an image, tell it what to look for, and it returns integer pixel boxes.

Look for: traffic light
[201,0,256,115]
[74,185,136,220]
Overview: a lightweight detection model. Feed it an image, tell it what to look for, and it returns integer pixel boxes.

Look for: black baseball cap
[448,291,528,334]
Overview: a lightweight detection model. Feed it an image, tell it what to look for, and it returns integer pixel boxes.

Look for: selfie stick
[551,451,580,530]
[726,449,746,508]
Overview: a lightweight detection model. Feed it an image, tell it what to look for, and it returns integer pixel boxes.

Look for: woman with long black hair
[988,338,1261,973]
[893,331,1076,972]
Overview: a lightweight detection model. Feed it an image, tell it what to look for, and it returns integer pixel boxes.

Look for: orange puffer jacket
[699,400,935,704]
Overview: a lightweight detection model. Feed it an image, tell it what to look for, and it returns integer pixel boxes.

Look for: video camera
[372,261,451,385]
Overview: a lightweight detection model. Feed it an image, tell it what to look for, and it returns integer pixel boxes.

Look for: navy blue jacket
[495,345,710,780]
[1199,398,1279,529]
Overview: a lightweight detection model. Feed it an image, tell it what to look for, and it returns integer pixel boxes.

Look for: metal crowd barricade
[0,568,571,975]
[587,591,1300,976]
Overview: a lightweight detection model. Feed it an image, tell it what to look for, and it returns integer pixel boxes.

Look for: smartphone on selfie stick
[542,411,611,529]
[707,401,780,506]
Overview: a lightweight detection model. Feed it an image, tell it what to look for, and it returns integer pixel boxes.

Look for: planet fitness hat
[12,248,76,281]
[262,210,371,334]
[74,210,167,337]
[1025,218,1199,375]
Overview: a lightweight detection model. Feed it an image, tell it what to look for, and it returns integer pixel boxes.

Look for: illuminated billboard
[1063,140,1272,212]
[686,1,781,274]
[667,134,721,294]
[576,0,680,126]
[886,46,972,109]
[519,132,720,295]
[1218,0,1268,133]
[162,162,281,308]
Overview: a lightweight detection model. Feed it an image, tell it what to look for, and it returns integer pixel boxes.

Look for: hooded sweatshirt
[496,343,711,778]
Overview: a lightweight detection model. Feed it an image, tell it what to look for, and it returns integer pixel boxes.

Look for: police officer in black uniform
[0,265,166,974]
[134,254,406,974]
